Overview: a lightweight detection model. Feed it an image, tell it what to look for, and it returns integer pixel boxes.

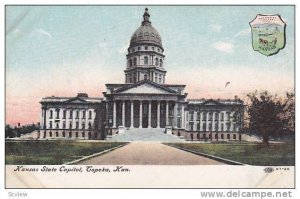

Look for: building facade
[39,8,244,141]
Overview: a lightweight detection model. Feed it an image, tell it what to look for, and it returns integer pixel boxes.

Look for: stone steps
[107,128,183,142]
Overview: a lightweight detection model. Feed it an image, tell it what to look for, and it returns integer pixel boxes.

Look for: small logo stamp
[250,14,286,56]
[264,167,274,173]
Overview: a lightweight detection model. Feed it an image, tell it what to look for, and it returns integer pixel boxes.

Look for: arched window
[63,110,66,119]
[133,57,137,66]
[62,131,65,137]
[82,110,86,119]
[56,109,60,119]
[76,110,79,119]
[155,58,159,66]
[63,122,66,129]
[49,121,52,129]
[144,56,148,65]
[89,110,92,119]
[151,33,155,37]
[144,32,149,37]
[76,122,79,129]
[69,122,72,129]
[56,123,59,129]
[50,110,53,118]
[129,59,132,67]
[82,122,85,129]
[221,123,224,131]
[88,122,92,130]
[49,131,52,137]
[69,110,73,118]
[227,134,230,139]
[159,59,163,67]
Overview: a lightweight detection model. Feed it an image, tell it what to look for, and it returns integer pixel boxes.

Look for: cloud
[36,28,52,38]
[208,24,222,32]
[211,41,234,53]
[234,28,251,37]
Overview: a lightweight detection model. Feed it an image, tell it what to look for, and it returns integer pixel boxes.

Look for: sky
[5,5,294,126]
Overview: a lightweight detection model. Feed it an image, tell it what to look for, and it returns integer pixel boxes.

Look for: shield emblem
[249,14,286,56]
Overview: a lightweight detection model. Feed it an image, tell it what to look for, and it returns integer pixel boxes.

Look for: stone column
[139,100,143,128]
[181,105,184,129]
[212,111,215,131]
[166,101,169,126]
[148,101,152,128]
[122,101,125,126]
[157,101,160,128]
[130,101,134,128]
[206,111,209,132]
[193,111,197,131]
[43,107,47,129]
[113,101,116,128]
[174,102,178,128]
[218,112,221,131]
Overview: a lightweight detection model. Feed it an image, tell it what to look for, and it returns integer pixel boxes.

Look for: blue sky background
[6,6,294,124]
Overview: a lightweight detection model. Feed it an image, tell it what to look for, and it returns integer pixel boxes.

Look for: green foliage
[5,140,126,165]
[246,91,294,144]
[168,143,294,166]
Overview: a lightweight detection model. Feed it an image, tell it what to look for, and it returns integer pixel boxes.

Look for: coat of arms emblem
[250,14,286,56]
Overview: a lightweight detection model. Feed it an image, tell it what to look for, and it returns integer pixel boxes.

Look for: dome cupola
[125,8,166,85]
[129,8,163,49]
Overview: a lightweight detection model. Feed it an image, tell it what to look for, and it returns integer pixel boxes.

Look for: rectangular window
[63,110,66,119]
[76,110,79,119]
[82,110,86,119]
[89,111,92,119]
[70,110,73,119]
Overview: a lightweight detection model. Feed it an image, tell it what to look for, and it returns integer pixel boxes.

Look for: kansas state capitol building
[39,8,244,141]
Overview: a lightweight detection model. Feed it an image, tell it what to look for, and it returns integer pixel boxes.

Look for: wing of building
[39,8,244,141]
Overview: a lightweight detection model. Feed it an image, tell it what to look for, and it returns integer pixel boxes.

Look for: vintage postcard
[5,5,295,189]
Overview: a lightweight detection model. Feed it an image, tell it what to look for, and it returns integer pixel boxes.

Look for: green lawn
[166,142,295,166]
[5,140,127,165]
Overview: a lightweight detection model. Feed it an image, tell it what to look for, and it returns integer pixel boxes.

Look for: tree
[246,91,294,144]
[5,125,15,138]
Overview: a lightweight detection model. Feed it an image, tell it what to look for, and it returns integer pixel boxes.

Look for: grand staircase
[107,128,184,142]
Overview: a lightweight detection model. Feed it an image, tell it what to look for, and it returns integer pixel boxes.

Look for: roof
[40,95,103,104]
[188,98,244,106]
[130,8,163,49]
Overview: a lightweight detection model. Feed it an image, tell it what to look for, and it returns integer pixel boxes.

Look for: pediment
[202,100,221,106]
[65,97,87,103]
[114,81,177,95]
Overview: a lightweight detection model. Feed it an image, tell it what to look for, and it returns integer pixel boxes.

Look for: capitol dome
[129,8,163,49]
